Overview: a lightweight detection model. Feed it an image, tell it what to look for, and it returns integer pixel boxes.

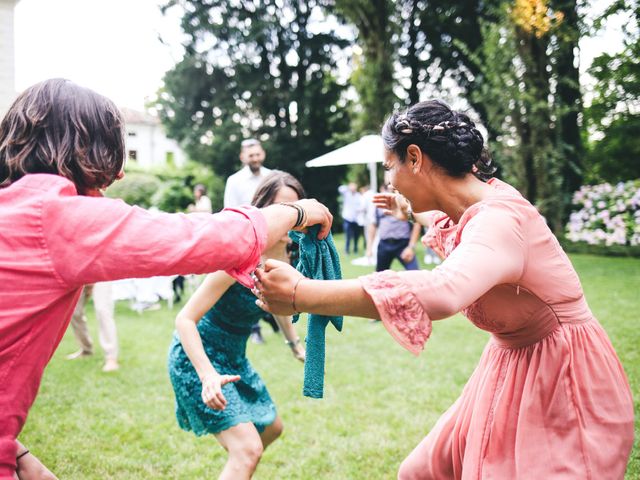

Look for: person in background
[372,183,422,273]
[66,282,119,372]
[255,99,634,479]
[187,184,213,214]
[0,78,332,478]
[224,139,272,209]
[338,182,362,255]
[176,184,215,303]
[224,139,275,345]
[168,171,306,480]
[359,185,377,264]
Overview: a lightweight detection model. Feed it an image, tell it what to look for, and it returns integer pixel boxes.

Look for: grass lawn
[20,236,640,479]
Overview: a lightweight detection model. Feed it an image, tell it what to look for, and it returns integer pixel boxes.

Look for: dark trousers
[375,238,419,272]
[344,220,360,254]
[172,275,185,302]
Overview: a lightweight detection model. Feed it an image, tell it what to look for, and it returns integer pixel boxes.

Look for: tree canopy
[152,0,638,231]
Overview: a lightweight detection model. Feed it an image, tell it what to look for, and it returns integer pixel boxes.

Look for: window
[128,150,137,160]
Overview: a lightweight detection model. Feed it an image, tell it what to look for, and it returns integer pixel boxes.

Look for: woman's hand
[253,259,304,315]
[294,199,333,239]
[200,373,241,410]
[373,192,411,221]
[287,338,307,363]
[290,342,305,362]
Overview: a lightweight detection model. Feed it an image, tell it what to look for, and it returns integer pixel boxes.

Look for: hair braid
[382,100,496,181]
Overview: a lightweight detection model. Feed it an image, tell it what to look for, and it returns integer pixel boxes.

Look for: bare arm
[372,192,433,228]
[175,271,239,410]
[409,222,422,247]
[254,260,380,319]
[296,278,380,319]
[260,199,333,250]
[400,222,422,264]
[273,314,306,361]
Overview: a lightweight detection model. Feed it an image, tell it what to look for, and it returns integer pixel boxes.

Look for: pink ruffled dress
[360,179,634,479]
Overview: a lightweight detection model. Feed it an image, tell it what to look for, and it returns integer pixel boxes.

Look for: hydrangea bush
[566,180,640,246]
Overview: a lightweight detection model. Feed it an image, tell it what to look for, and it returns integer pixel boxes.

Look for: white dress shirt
[224,165,273,207]
[338,185,362,223]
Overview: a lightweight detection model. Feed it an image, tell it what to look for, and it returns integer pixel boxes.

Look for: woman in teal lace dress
[168,171,306,479]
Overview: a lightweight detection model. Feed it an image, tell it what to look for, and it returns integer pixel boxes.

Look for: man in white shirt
[223,139,272,208]
[224,138,274,344]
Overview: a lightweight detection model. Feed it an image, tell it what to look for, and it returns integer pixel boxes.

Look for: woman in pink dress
[0,78,332,479]
[255,100,634,479]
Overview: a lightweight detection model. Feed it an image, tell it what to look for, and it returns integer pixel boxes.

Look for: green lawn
[20,238,640,479]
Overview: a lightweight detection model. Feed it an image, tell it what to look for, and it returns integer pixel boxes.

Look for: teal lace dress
[168,282,277,435]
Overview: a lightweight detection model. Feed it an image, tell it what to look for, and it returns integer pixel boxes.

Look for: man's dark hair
[0,78,125,193]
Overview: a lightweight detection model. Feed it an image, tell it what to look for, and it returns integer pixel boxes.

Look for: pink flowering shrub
[566,180,640,247]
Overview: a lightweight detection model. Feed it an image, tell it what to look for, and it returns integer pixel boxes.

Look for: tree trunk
[553,0,584,204]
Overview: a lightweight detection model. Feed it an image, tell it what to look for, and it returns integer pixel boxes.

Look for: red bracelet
[292,277,305,314]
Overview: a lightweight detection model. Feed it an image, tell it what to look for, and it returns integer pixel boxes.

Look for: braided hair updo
[381,99,496,181]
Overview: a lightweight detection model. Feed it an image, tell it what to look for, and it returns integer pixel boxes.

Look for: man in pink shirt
[0,79,332,479]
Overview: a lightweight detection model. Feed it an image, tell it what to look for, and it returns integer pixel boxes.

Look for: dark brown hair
[382,99,496,181]
[0,78,126,193]
[251,170,306,208]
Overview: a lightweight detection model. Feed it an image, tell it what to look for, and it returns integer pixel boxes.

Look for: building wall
[125,122,186,169]
[0,0,18,119]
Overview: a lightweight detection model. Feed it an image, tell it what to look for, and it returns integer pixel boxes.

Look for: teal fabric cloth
[289,226,343,398]
[167,282,276,435]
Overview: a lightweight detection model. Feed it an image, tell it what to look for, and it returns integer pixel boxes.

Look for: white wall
[0,0,18,119]
[125,121,186,169]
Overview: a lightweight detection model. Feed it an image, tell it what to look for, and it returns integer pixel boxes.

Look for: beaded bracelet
[279,202,306,228]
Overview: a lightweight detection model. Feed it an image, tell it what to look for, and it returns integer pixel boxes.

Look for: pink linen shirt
[0,174,267,478]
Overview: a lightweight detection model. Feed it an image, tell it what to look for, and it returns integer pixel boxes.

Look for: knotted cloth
[289,226,343,398]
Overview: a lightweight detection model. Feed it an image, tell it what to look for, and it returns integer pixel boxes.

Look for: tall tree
[552,0,584,199]
[153,0,352,211]
[512,0,560,226]
[401,0,583,232]
[334,0,398,134]
[415,0,501,134]
[396,0,428,106]
[583,0,640,182]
